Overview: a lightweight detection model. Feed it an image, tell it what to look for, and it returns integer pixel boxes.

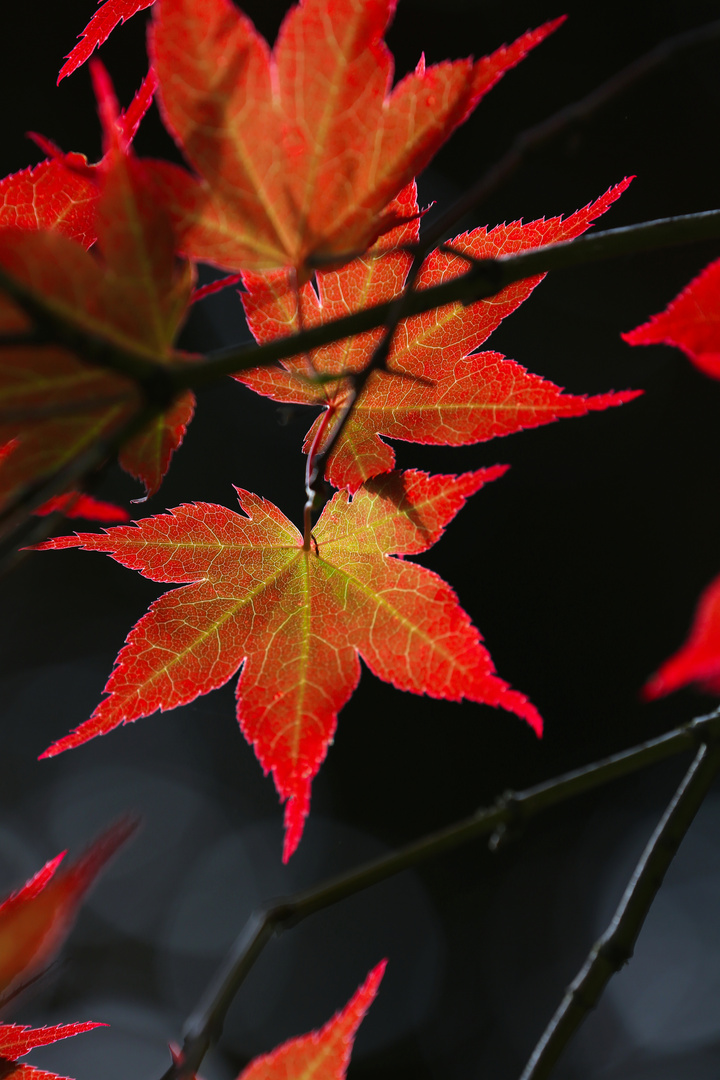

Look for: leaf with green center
[148,0,562,275]
[238,179,640,491]
[33,466,540,861]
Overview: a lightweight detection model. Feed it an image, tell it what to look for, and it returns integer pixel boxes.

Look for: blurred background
[2,0,720,1077]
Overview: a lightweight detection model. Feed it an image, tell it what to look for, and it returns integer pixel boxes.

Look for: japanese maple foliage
[623,256,720,380]
[35,466,540,861]
[0,65,194,512]
[239,178,640,491]
[0,69,157,248]
[0,818,137,1001]
[147,0,563,276]
[237,961,385,1080]
[34,491,129,522]
[625,258,720,698]
[59,0,156,83]
[643,573,720,699]
[0,1022,106,1080]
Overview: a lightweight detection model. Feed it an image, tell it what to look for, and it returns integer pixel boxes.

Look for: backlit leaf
[0,819,137,1001]
[58,0,156,83]
[34,467,540,860]
[149,0,562,275]
[643,572,720,700]
[623,256,720,380]
[239,179,640,491]
[0,67,194,513]
[33,491,130,523]
[237,961,385,1080]
[0,69,158,248]
[0,1022,106,1080]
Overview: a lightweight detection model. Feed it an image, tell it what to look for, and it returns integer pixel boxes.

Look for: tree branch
[0,264,172,390]
[420,17,720,250]
[519,737,720,1080]
[160,707,720,1080]
[2,205,718,556]
[181,207,720,389]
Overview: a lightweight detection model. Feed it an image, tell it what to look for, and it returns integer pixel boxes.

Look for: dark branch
[0,262,180,401]
[160,707,720,1080]
[181,207,720,389]
[519,737,720,1080]
[420,17,720,250]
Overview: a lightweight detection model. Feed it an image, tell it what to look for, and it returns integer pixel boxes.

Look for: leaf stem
[160,707,720,1080]
[519,738,720,1080]
[303,405,335,549]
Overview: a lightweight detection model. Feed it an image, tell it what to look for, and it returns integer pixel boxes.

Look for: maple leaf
[235,961,385,1080]
[0,69,157,248]
[238,179,640,491]
[58,0,156,83]
[0,1022,106,1080]
[0,818,137,1002]
[34,467,541,861]
[147,0,563,275]
[642,573,720,700]
[0,66,194,514]
[33,492,130,523]
[623,256,720,380]
[0,158,97,248]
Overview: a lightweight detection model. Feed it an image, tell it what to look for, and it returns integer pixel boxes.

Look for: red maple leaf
[643,573,720,700]
[34,467,540,861]
[33,492,130,523]
[0,819,137,1002]
[623,256,720,380]
[0,1022,106,1080]
[0,66,194,513]
[58,0,156,83]
[237,179,640,491]
[147,0,563,275]
[0,69,157,248]
[235,961,385,1080]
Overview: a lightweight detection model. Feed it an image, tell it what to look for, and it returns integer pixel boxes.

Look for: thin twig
[182,207,720,388]
[2,206,719,558]
[519,738,720,1080]
[160,707,720,1080]
[0,265,172,389]
[299,14,720,493]
[3,209,720,410]
[420,18,720,250]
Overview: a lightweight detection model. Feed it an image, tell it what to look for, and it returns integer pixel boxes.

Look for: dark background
[2,1,720,1078]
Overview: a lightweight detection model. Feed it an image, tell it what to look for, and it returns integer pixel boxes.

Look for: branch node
[488,789,524,851]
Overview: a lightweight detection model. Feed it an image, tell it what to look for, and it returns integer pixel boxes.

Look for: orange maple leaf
[34,468,540,860]
[234,962,385,1080]
[237,179,639,491]
[0,819,137,1003]
[0,66,194,513]
[147,0,563,275]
